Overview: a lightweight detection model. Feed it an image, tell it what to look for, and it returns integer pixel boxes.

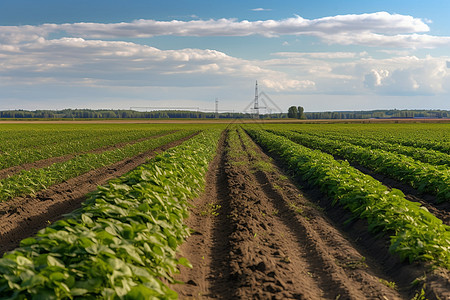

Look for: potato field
[0,122,448,299]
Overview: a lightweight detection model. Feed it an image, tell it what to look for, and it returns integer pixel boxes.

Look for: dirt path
[0,131,176,180]
[0,133,196,255]
[174,128,428,299]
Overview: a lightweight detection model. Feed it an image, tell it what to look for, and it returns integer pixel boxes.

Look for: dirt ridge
[174,128,420,299]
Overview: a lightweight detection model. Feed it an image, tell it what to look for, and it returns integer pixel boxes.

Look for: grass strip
[0,129,221,299]
[0,130,194,202]
[247,128,450,269]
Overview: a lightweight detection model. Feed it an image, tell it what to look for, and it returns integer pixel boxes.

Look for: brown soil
[173,128,449,299]
[0,133,196,255]
[0,131,176,180]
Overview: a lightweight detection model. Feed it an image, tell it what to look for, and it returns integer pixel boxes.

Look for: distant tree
[297,106,305,119]
[287,106,298,118]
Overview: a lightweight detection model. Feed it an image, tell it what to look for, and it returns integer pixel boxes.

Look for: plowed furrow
[175,128,406,299]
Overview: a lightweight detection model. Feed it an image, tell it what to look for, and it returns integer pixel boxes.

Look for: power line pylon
[253,81,260,119]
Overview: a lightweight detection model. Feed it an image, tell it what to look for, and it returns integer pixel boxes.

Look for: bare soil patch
[0,133,196,255]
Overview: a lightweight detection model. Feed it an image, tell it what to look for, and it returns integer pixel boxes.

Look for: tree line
[0,108,448,119]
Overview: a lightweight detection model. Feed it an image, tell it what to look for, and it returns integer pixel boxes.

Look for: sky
[1,0,450,113]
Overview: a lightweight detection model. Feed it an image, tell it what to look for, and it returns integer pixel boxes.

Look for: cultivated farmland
[0,122,448,299]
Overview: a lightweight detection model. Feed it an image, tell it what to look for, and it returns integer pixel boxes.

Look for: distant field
[0,117,449,124]
[0,122,448,299]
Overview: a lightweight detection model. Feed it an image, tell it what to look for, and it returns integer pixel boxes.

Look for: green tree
[297,106,305,119]
[288,106,298,118]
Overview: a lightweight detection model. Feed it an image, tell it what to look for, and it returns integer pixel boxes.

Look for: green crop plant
[270,129,450,203]
[0,129,222,299]
[0,126,174,170]
[300,130,450,167]
[0,130,195,202]
[246,128,450,269]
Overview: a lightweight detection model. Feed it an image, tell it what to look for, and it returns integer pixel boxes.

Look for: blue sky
[1,0,449,112]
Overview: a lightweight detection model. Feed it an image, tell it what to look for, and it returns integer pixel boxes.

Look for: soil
[172,129,450,299]
[0,132,196,255]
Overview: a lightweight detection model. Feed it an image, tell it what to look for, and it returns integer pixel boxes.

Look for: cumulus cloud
[364,69,389,88]
[0,12,444,48]
[261,51,450,95]
[0,36,314,92]
[1,11,450,101]
[362,57,450,95]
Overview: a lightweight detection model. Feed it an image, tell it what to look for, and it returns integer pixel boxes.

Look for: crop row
[300,127,450,155]
[0,129,222,299]
[271,130,450,202]
[0,130,194,202]
[0,128,173,170]
[246,129,450,269]
[299,130,450,167]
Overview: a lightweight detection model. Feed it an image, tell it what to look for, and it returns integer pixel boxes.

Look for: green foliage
[0,127,174,170]
[287,106,298,118]
[246,128,450,269]
[0,129,221,299]
[0,130,195,202]
[273,130,450,203]
[303,130,450,167]
[297,106,305,119]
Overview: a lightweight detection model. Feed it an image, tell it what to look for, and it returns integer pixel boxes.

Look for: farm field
[0,122,448,299]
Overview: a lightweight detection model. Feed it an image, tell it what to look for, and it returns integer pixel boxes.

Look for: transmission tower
[243,80,282,118]
[253,81,261,119]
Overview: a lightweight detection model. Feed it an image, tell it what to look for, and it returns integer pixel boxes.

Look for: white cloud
[361,56,450,95]
[0,36,315,93]
[261,51,450,95]
[1,12,450,109]
[260,78,315,91]
[364,69,389,88]
[273,51,368,59]
[56,12,428,39]
[378,49,412,56]
[320,32,450,49]
[251,8,272,12]
[0,12,444,48]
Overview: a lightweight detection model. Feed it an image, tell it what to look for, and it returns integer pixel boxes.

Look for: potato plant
[0,129,221,299]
